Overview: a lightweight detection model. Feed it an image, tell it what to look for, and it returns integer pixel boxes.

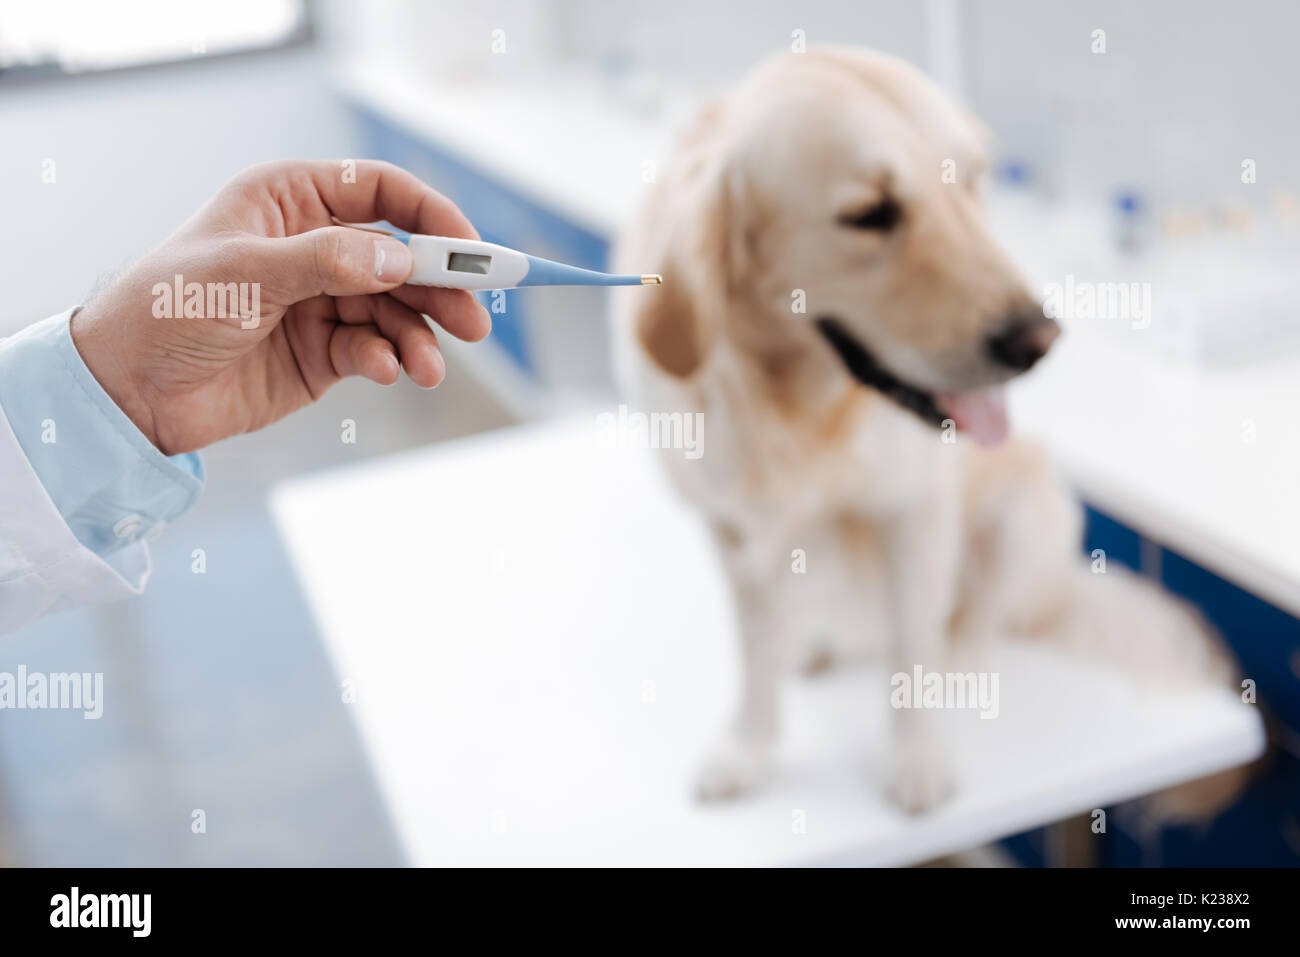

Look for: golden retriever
[613,47,1241,813]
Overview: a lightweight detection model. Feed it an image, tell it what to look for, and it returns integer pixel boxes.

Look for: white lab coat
[0,402,147,634]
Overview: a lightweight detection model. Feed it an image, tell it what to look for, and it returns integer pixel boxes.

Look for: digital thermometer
[337,219,661,290]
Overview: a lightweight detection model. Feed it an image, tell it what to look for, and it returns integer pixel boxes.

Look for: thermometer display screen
[447,252,492,275]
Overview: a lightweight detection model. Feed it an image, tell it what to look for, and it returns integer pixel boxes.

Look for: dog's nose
[986,314,1060,371]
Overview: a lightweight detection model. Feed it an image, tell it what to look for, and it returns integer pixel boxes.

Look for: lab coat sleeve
[0,309,205,634]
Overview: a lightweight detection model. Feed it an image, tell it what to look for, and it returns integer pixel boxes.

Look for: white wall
[551,0,930,92]
[0,46,359,334]
[322,0,1297,210]
[959,1,1297,206]
[320,0,930,95]
[557,0,1298,206]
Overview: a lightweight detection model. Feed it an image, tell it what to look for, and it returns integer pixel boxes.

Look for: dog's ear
[634,158,749,380]
[635,258,712,378]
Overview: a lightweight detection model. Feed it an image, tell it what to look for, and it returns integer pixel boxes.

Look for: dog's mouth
[815,317,1009,447]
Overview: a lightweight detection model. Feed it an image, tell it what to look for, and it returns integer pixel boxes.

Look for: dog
[613,47,1243,814]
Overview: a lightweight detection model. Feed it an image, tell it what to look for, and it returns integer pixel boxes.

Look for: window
[0,0,307,76]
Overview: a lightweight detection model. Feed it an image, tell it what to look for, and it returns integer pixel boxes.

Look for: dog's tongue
[937,387,1009,447]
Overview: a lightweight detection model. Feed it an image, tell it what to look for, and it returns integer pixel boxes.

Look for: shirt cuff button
[112,515,144,539]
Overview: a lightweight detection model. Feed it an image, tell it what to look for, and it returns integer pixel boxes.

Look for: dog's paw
[694,738,772,802]
[887,751,956,815]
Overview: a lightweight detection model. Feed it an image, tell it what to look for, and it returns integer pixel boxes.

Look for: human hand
[70,159,491,455]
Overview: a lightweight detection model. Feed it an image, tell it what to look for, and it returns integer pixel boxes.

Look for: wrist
[69,301,163,453]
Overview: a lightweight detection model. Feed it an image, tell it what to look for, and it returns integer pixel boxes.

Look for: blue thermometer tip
[521,255,659,287]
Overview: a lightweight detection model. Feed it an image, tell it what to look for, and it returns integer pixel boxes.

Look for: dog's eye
[839,199,902,231]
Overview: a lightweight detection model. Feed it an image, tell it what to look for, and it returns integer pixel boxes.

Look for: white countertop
[270,418,1264,867]
[1009,322,1300,618]
[994,197,1300,617]
[336,60,681,238]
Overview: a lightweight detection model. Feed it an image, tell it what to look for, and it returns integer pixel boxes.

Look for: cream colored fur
[613,48,1243,814]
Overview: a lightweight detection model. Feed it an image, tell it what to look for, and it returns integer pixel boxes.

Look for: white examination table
[270,417,1264,866]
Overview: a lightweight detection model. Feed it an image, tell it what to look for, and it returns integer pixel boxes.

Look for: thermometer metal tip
[641,274,663,285]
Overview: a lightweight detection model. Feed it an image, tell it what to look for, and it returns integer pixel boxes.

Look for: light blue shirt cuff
[0,308,204,557]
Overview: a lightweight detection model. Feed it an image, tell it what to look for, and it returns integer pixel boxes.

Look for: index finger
[291,159,480,241]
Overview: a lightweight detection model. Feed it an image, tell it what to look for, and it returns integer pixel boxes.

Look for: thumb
[252,226,414,303]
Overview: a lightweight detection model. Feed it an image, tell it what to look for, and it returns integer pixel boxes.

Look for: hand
[70,159,492,455]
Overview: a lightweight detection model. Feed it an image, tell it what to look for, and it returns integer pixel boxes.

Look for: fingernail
[380,352,400,382]
[374,238,413,282]
[427,349,446,388]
